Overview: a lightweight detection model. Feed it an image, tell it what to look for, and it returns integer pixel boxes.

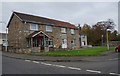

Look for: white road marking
[25,60,31,62]
[41,62,66,68]
[109,58,118,60]
[86,69,101,73]
[109,73,120,75]
[41,62,52,66]
[68,67,81,70]
[52,64,66,68]
[32,61,39,64]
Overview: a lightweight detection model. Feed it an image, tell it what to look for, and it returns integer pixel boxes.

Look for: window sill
[46,31,52,33]
[30,29,38,31]
[61,32,67,34]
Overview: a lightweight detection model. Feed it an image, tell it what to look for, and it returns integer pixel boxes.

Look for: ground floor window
[46,39,53,47]
[71,39,75,46]
[62,39,67,48]
[49,39,53,46]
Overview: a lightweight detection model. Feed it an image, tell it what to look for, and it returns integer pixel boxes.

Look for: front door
[40,38,44,51]
[62,39,67,48]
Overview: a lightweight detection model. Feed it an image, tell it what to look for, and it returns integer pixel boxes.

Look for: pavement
[2,50,119,62]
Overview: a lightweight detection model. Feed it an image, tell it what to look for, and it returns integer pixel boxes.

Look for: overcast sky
[1,2,118,33]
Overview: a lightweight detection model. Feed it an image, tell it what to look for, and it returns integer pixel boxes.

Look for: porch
[26,31,53,52]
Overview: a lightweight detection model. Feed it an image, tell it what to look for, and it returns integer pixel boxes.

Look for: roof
[7,12,78,29]
[26,31,49,38]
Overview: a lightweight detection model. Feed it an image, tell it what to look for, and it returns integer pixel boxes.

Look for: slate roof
[7,12,77,29]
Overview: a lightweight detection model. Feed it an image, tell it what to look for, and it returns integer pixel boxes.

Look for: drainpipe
[31,38,33,53]
[44,35,45,52]
[6,28,8,52]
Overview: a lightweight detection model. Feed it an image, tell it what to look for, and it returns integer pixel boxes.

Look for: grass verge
[28,46,115,56]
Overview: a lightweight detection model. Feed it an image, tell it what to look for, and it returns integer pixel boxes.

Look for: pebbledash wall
[7,14,80,53]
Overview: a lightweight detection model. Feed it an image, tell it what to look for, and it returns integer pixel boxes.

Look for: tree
[81,19,116,46]
[81,24,93,45]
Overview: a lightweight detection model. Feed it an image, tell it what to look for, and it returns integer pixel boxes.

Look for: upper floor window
[71,29,75,34]
[82,35,85,38]
[61,28,66,33]
[30,24,38,30]
[46,26,52,32]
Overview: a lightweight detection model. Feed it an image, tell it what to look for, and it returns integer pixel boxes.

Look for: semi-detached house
[7,12,82,53]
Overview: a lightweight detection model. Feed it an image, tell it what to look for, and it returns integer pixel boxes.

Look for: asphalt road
[2,53,120,75]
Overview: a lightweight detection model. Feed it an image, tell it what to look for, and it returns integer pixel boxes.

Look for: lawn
[29,46,115,56]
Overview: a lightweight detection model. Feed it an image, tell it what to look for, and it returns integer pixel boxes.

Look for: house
[0,33,7,46]
[0,33,8,51]
[79,32,87,47]
[7,12,81,53]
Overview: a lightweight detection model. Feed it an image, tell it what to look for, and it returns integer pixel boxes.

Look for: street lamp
[0,21,8,52]
[106,29,111,51]
[101,29,104,48]
[101,34,103,48]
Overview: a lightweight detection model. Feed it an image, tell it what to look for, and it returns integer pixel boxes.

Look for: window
[46,26,52,32]
[82,35,85,38]
[61,28,66,33]
[30,24,38,30]
[46,39,53,47]
[71,39,75,46]
[49,39,53,46]
[62,39,64,44]
[71,29,75,34]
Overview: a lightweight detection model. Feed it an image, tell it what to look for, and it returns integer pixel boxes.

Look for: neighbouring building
[7,12,82,53]
[79,32,87,47]
[0,33,8,51]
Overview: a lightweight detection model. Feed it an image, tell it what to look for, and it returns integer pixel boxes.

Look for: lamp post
[101,29,103,48]
[101,34,103,48]
[106,29,110,50]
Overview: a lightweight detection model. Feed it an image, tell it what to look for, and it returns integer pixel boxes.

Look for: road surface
[2,54,119,75]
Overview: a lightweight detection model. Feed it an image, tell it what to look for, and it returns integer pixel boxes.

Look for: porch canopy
[26,31,50,48]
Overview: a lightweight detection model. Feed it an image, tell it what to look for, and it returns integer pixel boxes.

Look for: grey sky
[1,2,118,33]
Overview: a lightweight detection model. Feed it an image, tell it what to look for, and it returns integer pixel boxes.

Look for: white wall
[0,40,2,45]
[81,35,87,46]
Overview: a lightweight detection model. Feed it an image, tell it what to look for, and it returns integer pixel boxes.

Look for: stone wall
[15,22,80,50]
[6,46,42,53]
[8,14,24,48]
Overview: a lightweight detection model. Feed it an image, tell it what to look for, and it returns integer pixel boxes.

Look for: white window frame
[71,29,75,34]
[61,28,66,33]
[46,26,52,32]
[49,39,53,46]
[82,35,85,38]
[30,24,38,30]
